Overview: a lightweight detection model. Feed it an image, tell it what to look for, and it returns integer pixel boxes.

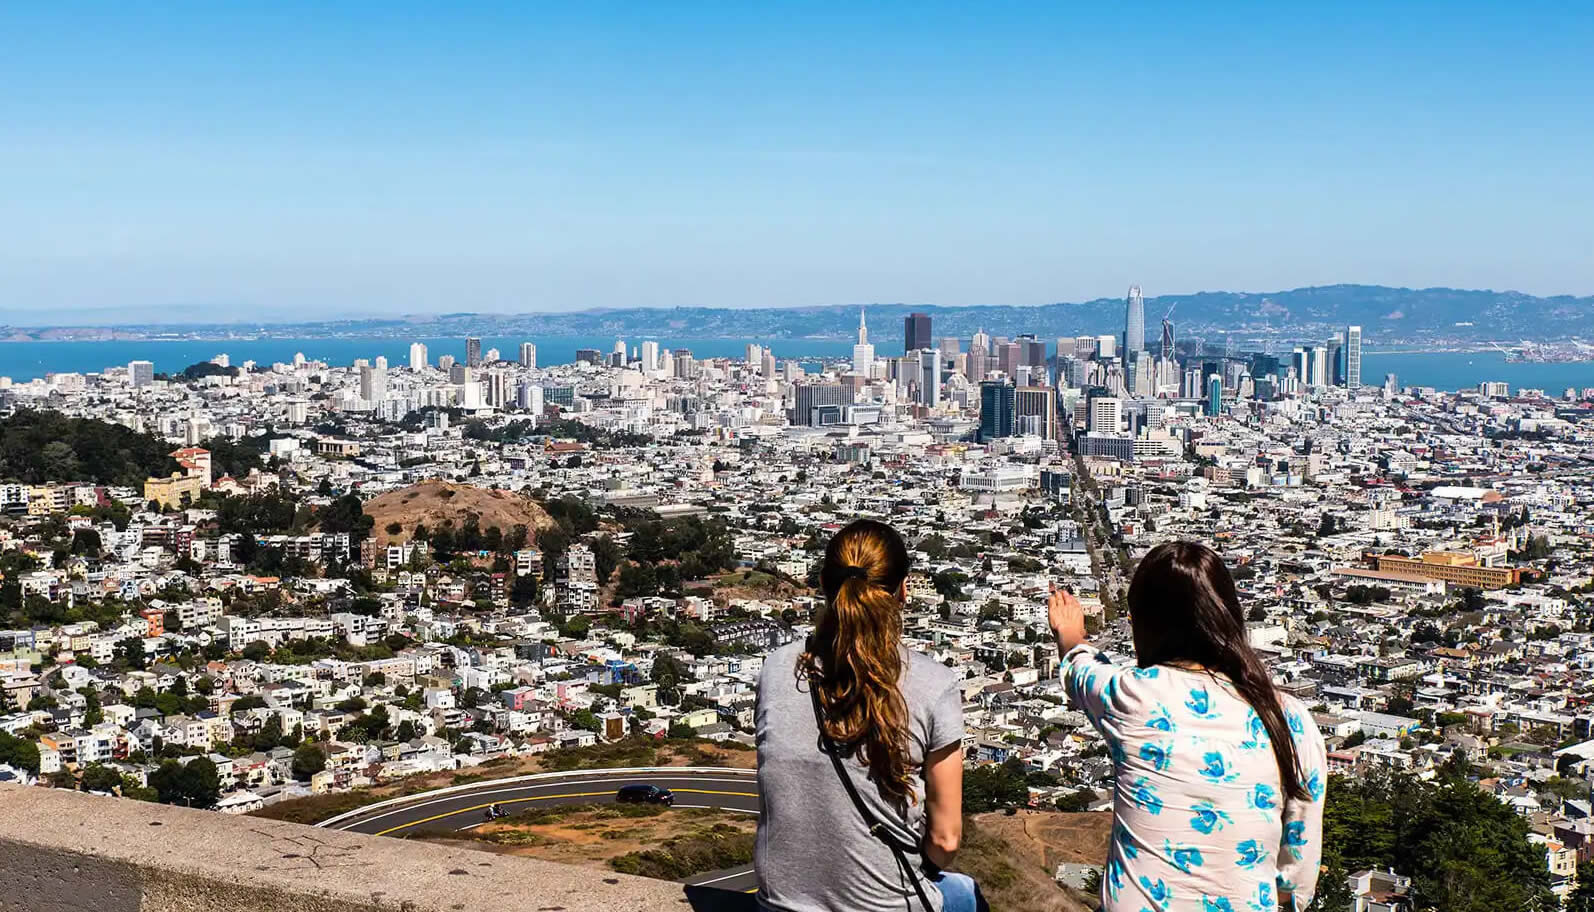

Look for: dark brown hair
[1128,541,1307,801]
[799,519,914,801]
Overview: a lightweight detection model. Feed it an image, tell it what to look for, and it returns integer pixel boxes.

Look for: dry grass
[953,810,1109,912]
[362,480,554,546]
[423,804,756,878]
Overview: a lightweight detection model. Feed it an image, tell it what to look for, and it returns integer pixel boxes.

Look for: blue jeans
[933,871,988,912]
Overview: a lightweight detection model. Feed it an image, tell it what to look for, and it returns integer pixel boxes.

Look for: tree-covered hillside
[0,409,179,486]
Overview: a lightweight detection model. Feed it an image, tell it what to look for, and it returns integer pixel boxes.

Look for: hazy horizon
[4,4,1591,322]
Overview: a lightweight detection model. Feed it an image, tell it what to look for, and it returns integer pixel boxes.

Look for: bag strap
[806,656,936,910]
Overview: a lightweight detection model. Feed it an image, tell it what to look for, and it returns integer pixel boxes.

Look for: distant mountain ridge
[4,285,1591,344]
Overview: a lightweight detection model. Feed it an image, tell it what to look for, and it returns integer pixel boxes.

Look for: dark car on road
[615,784,675,806]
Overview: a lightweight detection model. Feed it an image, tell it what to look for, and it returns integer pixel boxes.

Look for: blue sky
[2,2,1591,323]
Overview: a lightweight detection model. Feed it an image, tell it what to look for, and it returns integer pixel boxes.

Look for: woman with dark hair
[755,519,984,912]
[1049,541,1327,912]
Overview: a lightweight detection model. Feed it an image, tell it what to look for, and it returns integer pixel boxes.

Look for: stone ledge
[0,785,743,912]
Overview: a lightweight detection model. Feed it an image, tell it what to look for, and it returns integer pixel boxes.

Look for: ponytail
[802,520,915,802]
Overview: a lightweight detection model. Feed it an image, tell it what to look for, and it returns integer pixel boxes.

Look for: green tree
[149,757,220,809]
[962,758,1028,813]
[291,742,327,779]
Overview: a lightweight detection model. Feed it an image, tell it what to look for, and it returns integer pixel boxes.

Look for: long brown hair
[800,519,914,801]
[1128,541,1308,801]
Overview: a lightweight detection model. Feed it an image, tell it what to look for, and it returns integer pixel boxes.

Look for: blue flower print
[1115,822,1141,860]
[1305,768,1325,802]
[1140,741,1174,772]
[1239,708,1269,750]
[1199,750,1240,783]
[1130,777,1164,815]
[1190,801,1234,835]
[1250,881,1274,912]
[1164,840,1205,875]
[1132,665,1160,680]
[1235,839,1270,869]
[1106,857,1127,899]
[1249,783,1278,816]
[1202,896,1236,912]
[1286,710,1305,737]
[1147,705,1177,733]
[1283,820,1309,860]
[1138,875,1172,910]
[1186,685,1220,719]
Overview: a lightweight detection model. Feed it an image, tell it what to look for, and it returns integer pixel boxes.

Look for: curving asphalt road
[321,768,763,893]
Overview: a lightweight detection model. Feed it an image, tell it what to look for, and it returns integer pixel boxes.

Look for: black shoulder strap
[806,661,936,910]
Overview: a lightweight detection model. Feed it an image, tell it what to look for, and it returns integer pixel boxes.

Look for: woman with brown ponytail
[754,519,984,912]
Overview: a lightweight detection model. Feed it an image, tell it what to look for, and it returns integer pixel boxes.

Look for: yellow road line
[375,789,760,836]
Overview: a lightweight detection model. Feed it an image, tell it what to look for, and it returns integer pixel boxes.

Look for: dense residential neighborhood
[3,326,1594,911]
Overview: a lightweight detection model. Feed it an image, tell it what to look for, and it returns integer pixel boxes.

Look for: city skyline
[3,5,1593,321]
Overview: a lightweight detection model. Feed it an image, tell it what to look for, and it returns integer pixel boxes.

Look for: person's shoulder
[1278,692,1326,745]
[758,641,805,684]
[904,648,959,692]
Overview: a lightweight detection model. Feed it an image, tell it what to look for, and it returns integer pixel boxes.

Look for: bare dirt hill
[363,480,556,546]
[957,810,1108,912]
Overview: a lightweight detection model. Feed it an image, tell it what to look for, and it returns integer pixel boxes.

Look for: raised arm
[1050,587,1125,726]
[1276,709,1329,911]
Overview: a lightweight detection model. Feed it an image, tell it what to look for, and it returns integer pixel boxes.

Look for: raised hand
[1048,585,1088,652]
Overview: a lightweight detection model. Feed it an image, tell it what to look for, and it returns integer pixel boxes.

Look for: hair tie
[842,565,870,583]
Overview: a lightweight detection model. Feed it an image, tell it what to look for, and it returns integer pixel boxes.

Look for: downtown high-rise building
[409,342,428,370]
[1345,325,1363,387]
[978,380,1015,441]
[1206,374,1223,417]
[466,336,483,368]
[1014,386,1058,439]
[852,308,875,375]
[1124,285,1145,356]
[519,342,537,369]
[904,312,932,353]
[639,340,660,373]
[917,349,941,407]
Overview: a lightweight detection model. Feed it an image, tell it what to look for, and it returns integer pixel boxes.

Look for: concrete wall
[0,785,722,912]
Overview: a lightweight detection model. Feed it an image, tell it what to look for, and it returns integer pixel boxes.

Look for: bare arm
[922,741,963,869]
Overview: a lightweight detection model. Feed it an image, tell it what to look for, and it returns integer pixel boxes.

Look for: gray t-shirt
[754,640,965,912]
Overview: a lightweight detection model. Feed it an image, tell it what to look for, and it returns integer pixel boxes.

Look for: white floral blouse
[1063,645,1329,912]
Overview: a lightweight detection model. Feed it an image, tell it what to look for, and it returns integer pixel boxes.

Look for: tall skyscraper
[360,364,386,402]
[852,308,875,375]
[1088,396,1122,433]
[917,349,940,407]
[904,313,932,353]
[519,342,537,369]
[1014,386,1058,439]
[1160,318,1175,361]
[1345,325,1363,388]
[978,380,1015,441]
[466,336,482,368]
[640,340,659,374]
[1205,374,1223,417]
[409,343,428,370]
[1124,285,1145,355]
[128,360,154,387]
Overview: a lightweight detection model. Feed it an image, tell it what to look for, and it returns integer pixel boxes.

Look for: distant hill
[5,284,1591,344]
[363,481,554,547]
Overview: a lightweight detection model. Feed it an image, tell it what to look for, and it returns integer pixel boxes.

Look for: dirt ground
[955,810,1110,912]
